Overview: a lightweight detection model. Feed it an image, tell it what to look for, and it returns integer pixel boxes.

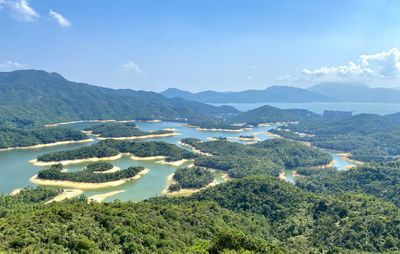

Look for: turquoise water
[210,102,400,115]
[0,121,353,201]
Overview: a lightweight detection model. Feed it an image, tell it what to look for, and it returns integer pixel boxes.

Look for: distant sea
[210,102,400,115]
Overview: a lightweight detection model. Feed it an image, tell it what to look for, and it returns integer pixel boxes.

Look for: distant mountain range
[308,82,400,103]
[0,70,238,124]
[161,86,332,103]
[161,82,400,103]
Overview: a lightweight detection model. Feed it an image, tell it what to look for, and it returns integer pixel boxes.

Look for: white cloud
[49,9,70,27]
[0,0,39,22]
[302,48,400,81]
[121,61,144,74]
[244,76,253,81]
[0,61,27,71]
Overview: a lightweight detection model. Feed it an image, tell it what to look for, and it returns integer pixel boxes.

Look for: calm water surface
[0,121,353,201]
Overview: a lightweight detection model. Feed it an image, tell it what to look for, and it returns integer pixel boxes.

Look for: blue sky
[1,0,400,91]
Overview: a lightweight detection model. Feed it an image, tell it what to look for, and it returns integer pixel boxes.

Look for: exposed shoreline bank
[88,190,126,202]
[183,124,249,132]
[30,168,150,190]
[178,141,212,156]
[0,138,94,152]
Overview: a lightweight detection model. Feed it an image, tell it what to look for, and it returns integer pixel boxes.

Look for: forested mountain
[1,177,399,253]
[0,70,238,124]
[308,82,400,103]
[231,105,321,124]
[162,83,400,104]
[270,113,400,162]
[161,86,332,103]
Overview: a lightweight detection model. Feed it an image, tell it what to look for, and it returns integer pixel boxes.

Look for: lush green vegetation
[189,176,400,253]
[270,113,400,162]
[85,162,114,172]
[84,122,172,138]
[0,126,88,149]
[169,167,214,191]
[231,105,321,124]
[37,139,197,162]
[1,177,399,253]
[0,70,238,125]
[0,187,281,254]
[37,163,145,183]
[296,161,400,207]
[181,138,331,179]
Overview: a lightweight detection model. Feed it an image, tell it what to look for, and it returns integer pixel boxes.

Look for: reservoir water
[0,121,353,201]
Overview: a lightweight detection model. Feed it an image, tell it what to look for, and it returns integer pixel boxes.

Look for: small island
[83,122,177,140]
[30,162,149,189]
[184,120,249,132]
[238,135,258,141]
[165,167,215,196]
[31,139,197,166]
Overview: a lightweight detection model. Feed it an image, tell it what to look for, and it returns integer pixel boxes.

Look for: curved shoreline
[0,138,94,152]
[44,119,134,127]
[30,154,123,166]
[46,189,84,203]
[88,190,126,203]
[156,159,189,167]
[162,174,218,197]
[183,124,248,132]
[131,155,166,161]
[30,168,150,190]
[178,141,212,156]
[96,132,179,140]
[95,166,121,174]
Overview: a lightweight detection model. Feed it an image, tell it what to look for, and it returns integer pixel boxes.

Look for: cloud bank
[0,0,38,21]
[302,48,400,81]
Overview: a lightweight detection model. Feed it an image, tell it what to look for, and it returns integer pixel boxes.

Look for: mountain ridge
[0,70,239,124]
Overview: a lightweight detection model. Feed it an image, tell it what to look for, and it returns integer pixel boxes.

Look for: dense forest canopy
[0,177,399,253]
[169,167,214,191]
[180,138,331,179]
[37,139,197,162]
[270,113,400,162]
[84,122,172,138]
[0,70,238,125]
[296,161,400,207]
[37,163,146,183]
[0,125,88,149]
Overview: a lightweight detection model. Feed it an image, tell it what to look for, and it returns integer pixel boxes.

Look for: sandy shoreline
[46,189,84,203]
[183,124,248,132]
[44,119,135,127]
[0,138,94,152]
[30,168,150,190]
[162,173,218,197]
[30,154,123,166]
[337,153,363,165]
[95,166,121,174]
[156,159,189,167]
[131,155,166,161]
[278,171,286,180]
[9,188,23,196]
[88,190,126,203]
[96,132,178,140]
[178,141,212,156]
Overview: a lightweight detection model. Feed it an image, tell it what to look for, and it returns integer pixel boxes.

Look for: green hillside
[0,70,238,124]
